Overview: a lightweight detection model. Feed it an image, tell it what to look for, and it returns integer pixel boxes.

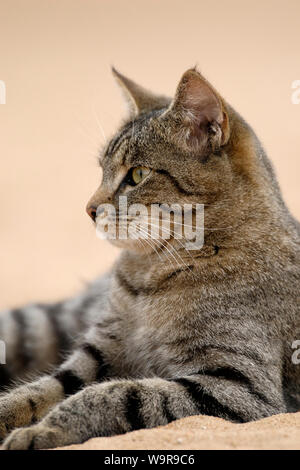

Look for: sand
[56,412,300,450]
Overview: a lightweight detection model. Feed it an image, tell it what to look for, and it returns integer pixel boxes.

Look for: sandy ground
[57,412,300,450]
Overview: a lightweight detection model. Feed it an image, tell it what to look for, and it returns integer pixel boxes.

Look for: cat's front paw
[3,424,67,450]
[0,422,8,442]
[0,396,28,442]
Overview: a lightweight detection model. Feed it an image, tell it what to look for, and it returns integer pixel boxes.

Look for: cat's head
[87,68,266,252]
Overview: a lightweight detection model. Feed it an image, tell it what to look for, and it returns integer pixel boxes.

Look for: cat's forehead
[101,108,165,169]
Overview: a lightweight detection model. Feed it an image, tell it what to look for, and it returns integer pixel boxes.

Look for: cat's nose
[86,204,97,222]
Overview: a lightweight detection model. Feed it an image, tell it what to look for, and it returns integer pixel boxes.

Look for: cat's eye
[131,166,151,185]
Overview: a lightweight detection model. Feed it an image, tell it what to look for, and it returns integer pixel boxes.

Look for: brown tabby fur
[0,68,299,449]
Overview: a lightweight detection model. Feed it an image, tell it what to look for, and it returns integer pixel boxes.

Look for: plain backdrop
[0,0,299,308]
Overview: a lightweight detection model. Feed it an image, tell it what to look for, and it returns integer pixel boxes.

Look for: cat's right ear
[160,68,230,154]
[112,67,170,118]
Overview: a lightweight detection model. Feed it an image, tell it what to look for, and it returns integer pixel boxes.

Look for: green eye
[131,166,151,185]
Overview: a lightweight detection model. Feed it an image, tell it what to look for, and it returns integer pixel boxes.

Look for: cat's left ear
[112,67,170,118]
[161,68,230,152]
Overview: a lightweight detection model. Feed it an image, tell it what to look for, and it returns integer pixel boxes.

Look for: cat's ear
[112,67,170,118]
[161,68,230,152]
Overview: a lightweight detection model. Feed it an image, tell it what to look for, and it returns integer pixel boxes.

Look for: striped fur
[0,68,299,449]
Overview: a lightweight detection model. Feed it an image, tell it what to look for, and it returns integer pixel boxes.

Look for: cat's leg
[0,317,118,441]
[0,275,110,389]
[3,362,286,450]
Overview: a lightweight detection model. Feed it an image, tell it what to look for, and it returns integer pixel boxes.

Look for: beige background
[0,0,299,309]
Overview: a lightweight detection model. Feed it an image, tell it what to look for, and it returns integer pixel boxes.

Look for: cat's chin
[107,238,155,253]
[107,238,146,252]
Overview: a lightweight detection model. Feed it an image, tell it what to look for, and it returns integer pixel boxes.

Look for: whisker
[147,217,231,231]
[142,219,200,279]
[134,226,164,262]
[92,108,107,143]
[117,215,198,276]
[161,238,198,280]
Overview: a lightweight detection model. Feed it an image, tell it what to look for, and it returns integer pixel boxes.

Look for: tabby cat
[0,68,299,449]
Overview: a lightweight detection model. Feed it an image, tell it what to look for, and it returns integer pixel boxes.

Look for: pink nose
[86,205,97,222]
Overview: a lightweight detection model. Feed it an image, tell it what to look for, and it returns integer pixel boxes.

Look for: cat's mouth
[95,213,165,251]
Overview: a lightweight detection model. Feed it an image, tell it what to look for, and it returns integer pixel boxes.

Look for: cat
[0,67,299,450]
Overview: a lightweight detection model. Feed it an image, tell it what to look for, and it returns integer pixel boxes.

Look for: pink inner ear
[181,75,223,126]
